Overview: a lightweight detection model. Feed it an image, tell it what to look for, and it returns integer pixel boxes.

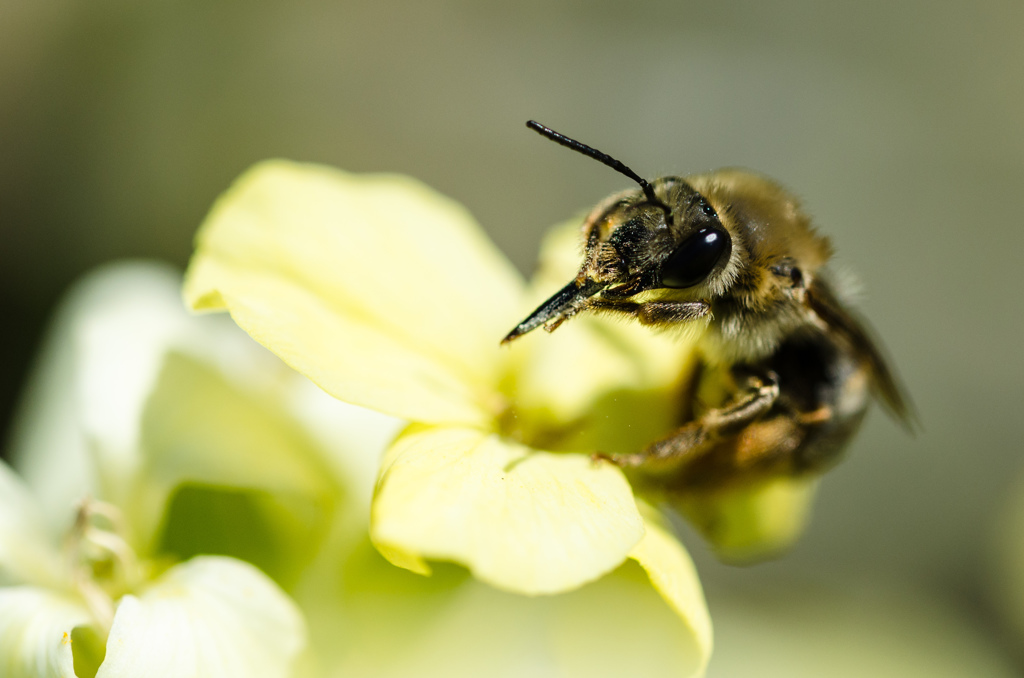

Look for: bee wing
[806,279,918,432]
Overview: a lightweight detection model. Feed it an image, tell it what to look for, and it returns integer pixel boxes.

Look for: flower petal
[505,315,694,455]
[0,586,90,678]
[5,263,193,530]
[281,378,403,526]
[0,462,63,588]
[304,539,709,678]
[5,262,348,581]
[672,476,819,563]
[95,556,304,678]
[546,562,709,678]
[134,350,343,583]
[626,506,713,674]
[371,424,645,594]
[6,262,294,529]
[185,161,523,425]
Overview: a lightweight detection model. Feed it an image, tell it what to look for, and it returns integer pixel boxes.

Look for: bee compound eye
[659,227,731,289]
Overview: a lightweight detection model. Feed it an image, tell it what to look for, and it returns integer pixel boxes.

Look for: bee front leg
[586,299,710,326]
[600,372,779,472]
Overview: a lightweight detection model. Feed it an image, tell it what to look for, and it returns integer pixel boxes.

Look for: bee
[504,121,914,493]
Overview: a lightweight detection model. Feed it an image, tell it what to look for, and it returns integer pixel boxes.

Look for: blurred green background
[2,0,1022,673]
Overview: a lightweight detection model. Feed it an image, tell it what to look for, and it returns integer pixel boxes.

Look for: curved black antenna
[526,120,673,223]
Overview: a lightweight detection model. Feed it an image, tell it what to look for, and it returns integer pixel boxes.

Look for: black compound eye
[660,227,731,289]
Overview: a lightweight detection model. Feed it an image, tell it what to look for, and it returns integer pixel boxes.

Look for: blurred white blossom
[1,263,317,677]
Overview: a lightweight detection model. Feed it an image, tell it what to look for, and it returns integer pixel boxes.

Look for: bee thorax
[699,300,809,364]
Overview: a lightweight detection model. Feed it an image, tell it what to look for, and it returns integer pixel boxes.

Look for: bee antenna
[526,120,673,223]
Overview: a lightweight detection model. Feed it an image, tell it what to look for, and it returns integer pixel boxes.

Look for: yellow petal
[673,476,819,563]
[371,424,645,595]
[0,587,90,678]
[96,557,304,678]
[505,314,695,455]
[626,505,713,674]
[185,161,524,425]
[303,539,710,678]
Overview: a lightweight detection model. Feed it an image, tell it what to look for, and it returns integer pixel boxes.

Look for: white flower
[0,263,313,678]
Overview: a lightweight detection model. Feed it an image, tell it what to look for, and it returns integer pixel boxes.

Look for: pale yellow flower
[185,161,713,671]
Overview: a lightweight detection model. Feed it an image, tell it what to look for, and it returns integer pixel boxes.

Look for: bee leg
[607,373,779,471]
[586,299,710,326]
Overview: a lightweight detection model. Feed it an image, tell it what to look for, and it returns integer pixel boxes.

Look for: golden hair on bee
[505,121,913,499]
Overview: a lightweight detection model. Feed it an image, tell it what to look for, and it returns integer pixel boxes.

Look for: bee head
[574,176,732,295]
[504,123,831,359]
